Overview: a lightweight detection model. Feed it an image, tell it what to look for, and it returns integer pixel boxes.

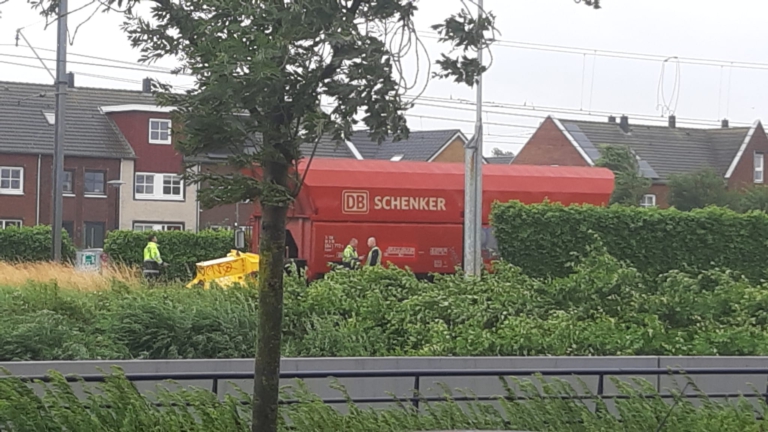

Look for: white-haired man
[365,237,382,267]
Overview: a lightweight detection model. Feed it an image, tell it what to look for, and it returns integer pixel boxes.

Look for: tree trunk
[252,161,289,432]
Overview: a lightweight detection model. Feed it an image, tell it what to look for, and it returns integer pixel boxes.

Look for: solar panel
[563,123,602,163]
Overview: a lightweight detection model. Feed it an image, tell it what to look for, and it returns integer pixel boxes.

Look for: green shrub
[491,201,768,280]
[104,229,236,280]
[0,225,75,262]
[8,248,768,360]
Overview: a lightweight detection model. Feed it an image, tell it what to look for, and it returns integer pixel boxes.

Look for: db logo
[342,190,369,214]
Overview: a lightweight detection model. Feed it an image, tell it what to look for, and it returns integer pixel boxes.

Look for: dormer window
[149,119,172,144]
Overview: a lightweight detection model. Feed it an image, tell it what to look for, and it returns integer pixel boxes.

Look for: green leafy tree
[736,186,768,213]
[668,168,734,211]
[29,1,603,431]
[491,147,515,157]
[595,145,650,206]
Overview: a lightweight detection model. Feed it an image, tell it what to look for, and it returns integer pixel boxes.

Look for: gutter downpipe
[36,154,41,225]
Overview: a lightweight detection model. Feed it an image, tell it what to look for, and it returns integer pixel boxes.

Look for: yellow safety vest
[366,246,382,266]
[144,242,162,263]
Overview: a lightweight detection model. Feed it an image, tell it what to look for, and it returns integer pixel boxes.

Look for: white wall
[119,159,198,231]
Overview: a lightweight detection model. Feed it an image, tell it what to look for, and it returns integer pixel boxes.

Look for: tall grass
[0,261,140,291]
[0,370,766,431]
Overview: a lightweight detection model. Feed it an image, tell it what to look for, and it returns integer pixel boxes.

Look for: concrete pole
[463,0,484,277]
[52,0,68,261]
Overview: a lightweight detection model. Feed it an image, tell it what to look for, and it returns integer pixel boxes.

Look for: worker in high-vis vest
[365,237,382,267]
[342,238,361,269]
[143,235,164,280]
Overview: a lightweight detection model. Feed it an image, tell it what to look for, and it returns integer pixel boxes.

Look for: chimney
[608,115,616,123]
[142,78,152,93]
[66,72,75,88]
[722,119,729,128]
[668,115,676,128]
[619,115,630,133]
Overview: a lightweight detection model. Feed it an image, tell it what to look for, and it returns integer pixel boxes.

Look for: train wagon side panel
[307,222,463,278]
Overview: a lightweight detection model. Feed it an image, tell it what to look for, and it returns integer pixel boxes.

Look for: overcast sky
[2,0,768,156]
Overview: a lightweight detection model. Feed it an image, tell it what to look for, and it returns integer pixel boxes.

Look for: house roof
[485,155,515,165]
[0,81,156,159]
[554,117,754,180]
[187,133,357,163]
[349,129,465,161]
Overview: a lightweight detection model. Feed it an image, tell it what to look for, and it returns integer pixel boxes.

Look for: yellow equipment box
[186,250,260,289]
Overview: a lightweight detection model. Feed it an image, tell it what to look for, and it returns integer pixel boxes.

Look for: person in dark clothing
[365,237,382,266]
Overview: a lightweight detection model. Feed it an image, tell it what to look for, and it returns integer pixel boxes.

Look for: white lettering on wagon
[373,196,447,211]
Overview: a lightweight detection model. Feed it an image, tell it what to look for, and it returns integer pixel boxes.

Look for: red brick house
[0,78,153,247]
[513,115,768,208]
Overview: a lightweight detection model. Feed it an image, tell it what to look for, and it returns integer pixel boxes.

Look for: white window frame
[755,152,764,184]
[134,173,184,201]
[133,222,184,231]
[83,170,106,196]
[63,169,75,195]
[0,219,22,229]
[0,167,23,195]
[148,118,172,144]
[640,194,657,208]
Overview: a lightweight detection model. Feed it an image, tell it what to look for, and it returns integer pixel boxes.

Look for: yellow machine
[186,250,260,289]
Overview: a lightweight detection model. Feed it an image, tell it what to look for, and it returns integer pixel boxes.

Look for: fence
[9,366,768,408]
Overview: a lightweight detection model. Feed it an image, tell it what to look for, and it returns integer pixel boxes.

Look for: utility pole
[52,0,68,261]
[463,0,484,277]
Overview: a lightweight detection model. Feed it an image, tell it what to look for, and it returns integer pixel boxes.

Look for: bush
[104,229,236,280]
[7,249,768,360]
[0,225,75,262]
[491,201,768,281]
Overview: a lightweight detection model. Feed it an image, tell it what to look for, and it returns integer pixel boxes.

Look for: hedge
[491,201,768,281]
[0,225,75,262]
[104,229,236,280]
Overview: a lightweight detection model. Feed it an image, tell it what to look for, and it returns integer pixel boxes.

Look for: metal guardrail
[6,367,768,408]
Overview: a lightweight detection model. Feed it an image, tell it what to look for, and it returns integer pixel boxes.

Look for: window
[0,167,23,194]
[135,174,155,195]
[84,222,105,249]
[63,170,74,194]
[149,119,172,144]
[133,222,184,231]
[62,221,74,240]
[163,175,182,196]
[755,152,764,184]
[84,170,105,195]
[0,219,22,229]
[390,154,405,162]
[134,173,183,200]
[640,194,657,208]
[43,112,55,125]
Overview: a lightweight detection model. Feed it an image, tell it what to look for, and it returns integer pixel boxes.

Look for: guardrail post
[595,374,605,414]
[413,375,421,410]
[212,378,219,397]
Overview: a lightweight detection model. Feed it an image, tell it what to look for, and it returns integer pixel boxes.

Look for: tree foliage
[594,145,650,206]
[491,147,514,157]
[668,168,733,211]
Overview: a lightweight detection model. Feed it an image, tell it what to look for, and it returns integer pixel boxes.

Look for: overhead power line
[0,52,185,75]
[418,32,768,71]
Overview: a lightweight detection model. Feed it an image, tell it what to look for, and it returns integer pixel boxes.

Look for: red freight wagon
[248,158,614,279]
